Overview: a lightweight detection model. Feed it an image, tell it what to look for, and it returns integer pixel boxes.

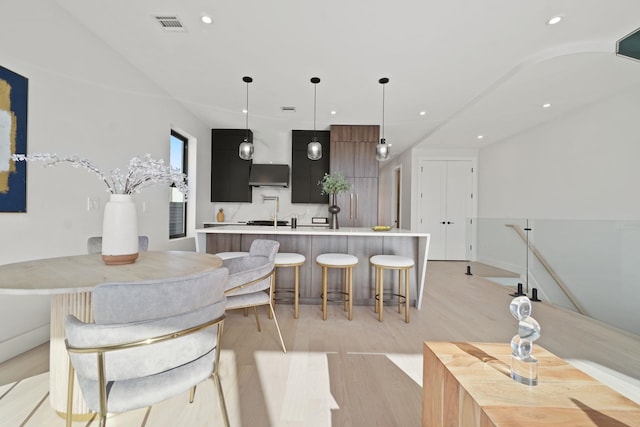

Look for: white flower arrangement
[11,153,189,196]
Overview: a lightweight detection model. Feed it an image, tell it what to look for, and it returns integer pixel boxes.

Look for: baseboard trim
[0,324,49,363]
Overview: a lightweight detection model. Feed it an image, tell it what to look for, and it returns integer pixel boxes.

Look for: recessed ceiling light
[547,16,563,25]
[201,15,213,24]
[330,110,337,115]
[477,135,484,140]
[542,103,552,108]
[419,111,426,116]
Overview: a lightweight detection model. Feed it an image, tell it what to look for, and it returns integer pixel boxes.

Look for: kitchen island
[195,226,431,309]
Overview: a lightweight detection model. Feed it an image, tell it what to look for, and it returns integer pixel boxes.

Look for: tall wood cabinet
[330,125,379,227]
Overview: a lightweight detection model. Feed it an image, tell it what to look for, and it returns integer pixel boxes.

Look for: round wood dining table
[0,251,222,417]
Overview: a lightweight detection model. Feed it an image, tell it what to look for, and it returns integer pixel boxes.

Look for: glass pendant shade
[376,138,390,161]
[377,77,390,162]
[307,138,322,160]
[239,76,253,160]
[308,77,322,160]
[239,138,253,160]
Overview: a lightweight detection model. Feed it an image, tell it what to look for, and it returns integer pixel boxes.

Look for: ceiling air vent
[153,15,187,32]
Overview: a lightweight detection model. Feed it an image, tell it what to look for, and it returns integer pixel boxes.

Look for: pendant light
[307,77,322,160]
[239,76,254,160]
[376,77,390,161]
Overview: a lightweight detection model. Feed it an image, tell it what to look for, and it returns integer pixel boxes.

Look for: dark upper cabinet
[291,130,330,204]
[211,129,252,202]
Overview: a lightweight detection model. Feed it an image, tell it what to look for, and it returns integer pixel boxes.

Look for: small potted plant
[319,172,352,229]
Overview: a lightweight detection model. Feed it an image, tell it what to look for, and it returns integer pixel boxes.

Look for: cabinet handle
[447,221,454,224]
[355,193,359,220]
[441,221,446,224]
[350,194,354,219]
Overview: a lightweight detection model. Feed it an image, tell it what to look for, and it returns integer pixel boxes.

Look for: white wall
[0,1,211,361]
[477,87,640,221]
[378,148,414,229]
[476,86,640,335]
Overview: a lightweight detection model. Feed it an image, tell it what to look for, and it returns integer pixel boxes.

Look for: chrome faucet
[262,195,279,228]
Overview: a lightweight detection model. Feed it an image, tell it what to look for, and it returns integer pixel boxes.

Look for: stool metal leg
[347,266,353,321]
[343,269,348,312]
[378,267,385,322]
[398,270,402,314]
[322,266,328,321]
[404,268,410,323]
[294,265,300,319]
[373,266,379,314]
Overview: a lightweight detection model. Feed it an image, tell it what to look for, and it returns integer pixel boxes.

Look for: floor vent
[153,15,187,32]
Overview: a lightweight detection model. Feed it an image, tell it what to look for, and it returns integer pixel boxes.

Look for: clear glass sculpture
[509,296,541,386]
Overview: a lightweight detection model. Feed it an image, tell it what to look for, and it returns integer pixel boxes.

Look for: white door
[419,160,472,260]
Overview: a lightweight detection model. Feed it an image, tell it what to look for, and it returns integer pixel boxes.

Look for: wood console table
[422,341,640,426]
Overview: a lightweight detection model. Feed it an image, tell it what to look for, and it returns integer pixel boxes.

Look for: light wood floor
[1,261,639,426]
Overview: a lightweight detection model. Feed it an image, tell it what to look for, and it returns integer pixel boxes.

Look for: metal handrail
[506,224,587,315]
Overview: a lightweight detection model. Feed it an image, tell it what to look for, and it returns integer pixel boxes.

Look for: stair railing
[505,223,586,315]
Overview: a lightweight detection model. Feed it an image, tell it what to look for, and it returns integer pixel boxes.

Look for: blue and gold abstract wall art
[0,65,28,212]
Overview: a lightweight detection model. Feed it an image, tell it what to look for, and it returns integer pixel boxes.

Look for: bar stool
[273,252,305,319]
[316,253,358,321]
[370,255,414,323]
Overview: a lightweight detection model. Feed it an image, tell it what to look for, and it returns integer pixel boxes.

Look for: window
[169,130,188,238]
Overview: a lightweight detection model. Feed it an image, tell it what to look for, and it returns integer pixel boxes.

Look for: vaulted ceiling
[55,0,640,157]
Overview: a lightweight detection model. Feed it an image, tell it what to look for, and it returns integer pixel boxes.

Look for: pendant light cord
[381,83,385,140]
[245,80,249,141]
[313,83,317,139]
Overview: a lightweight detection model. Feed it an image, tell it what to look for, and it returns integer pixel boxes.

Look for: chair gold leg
[213,373,231,427]
[272,268,277,310]
[268,274,274,320]
[189,385,196,403]
[269,302,287,353]
[253,306,262,332]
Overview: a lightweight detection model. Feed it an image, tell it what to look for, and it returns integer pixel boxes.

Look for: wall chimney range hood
[249,164,290,187]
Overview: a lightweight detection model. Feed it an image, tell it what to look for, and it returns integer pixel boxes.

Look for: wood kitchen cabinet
[330,125,379,227]
[291,130,330,204]
[210,129,252,202]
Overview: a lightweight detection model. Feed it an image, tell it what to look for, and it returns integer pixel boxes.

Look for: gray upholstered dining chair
[223,239,287,353]
[87,235,149,254]
[64,269,230,427]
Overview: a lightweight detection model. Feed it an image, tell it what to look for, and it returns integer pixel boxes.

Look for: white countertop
[196,225,429,237]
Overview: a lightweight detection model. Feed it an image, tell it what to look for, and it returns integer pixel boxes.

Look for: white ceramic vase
[101,194,139,265]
